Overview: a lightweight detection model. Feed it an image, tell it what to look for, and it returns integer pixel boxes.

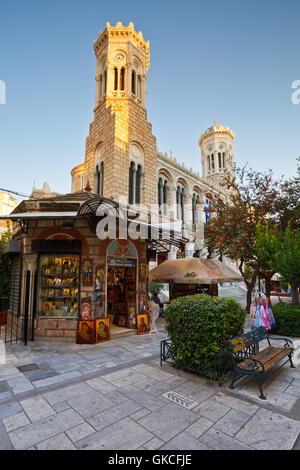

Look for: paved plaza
[0,328,300,450]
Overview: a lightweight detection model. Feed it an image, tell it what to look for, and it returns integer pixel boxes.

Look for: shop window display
[38,255,80,318]
[107,257,137,328]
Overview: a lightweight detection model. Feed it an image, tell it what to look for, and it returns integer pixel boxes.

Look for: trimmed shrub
[163,294,246,379]
[272,303,300,337]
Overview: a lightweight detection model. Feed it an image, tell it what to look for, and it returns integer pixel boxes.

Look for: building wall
[0,192,17,235]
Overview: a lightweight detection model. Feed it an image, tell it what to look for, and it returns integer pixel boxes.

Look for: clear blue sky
[0,0,300,202]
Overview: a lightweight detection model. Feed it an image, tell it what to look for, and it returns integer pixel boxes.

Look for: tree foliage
[0,222,12,299]
[205,166,282,311]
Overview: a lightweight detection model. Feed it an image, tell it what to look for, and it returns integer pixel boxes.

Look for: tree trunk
[291,285,300,305]
[246,286,253,314]
[238,259,258,314]
[264,272,275,299]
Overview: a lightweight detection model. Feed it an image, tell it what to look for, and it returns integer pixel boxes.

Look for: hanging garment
[254,298,261,328]
[267,298,276,329]
[259,296,271,330]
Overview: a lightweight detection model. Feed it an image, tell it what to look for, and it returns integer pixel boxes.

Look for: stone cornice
[199,124,235,146]
[93,22,150,70]
[157,152,222,195]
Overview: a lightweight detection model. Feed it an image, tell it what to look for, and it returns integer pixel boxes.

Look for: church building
[1,22,236,342]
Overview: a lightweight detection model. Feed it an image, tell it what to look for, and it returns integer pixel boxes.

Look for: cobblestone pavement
[0,323,300,450]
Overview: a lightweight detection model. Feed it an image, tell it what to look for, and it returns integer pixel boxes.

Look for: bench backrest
[226,327,268,360]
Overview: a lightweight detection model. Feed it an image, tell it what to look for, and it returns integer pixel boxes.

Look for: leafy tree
[256,223,300,305]
[205,166,282,312]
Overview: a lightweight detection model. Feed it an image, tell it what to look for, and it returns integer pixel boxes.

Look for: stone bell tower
[83,21,158,207]
[199,122,235,190]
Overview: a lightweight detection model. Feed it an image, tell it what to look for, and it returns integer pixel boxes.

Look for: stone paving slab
[20,396,56,422]
[214,408,252,436]
[67,389,115,419]
[76,417,154,450]
[0,419,13,450]
[227,378,299,413]
[43,382,93,405]
[193,397,231,421]
[138,402,198,441]
[3,411,30,432]
[66,423,96,443]
[87,400,142,430]
[185,417,214,438]
[235,408,300,450]
[199,427,254,450]
[36,432,77,450]
[161,431,212,450]
[0,401,22,419]
[8,408,84,450]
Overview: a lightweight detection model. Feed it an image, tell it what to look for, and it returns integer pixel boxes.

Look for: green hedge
[272,303,300,337]
[163,294,246,379]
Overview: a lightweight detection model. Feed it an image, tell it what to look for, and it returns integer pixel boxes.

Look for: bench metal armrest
[268,336,293,349]
[236,356,265,374]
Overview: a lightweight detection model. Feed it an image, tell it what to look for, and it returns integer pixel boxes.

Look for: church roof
[199,123,235,146]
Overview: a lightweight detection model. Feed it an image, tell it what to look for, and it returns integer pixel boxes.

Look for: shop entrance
[107,256,137,330]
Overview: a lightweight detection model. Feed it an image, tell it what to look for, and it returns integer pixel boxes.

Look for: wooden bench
[226,327,295,400]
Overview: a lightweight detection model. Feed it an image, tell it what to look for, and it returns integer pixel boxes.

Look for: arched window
[99,76,103,99]
[192,193,201,225]
[222,152,226,169]
[137,75,142,100]
[120,68,125,91]
[95,165,100,195]
[114,68,118,91]
[211,154,215,171]
[158,178,163,212]
[128,162,135,205]
[135,164,142,205]
[207,156,211,172]
[104,70,107,94]
[176,184,185,221]
[131,71,136,95]
[218,152,222,169]
[95,161,104,196]
[163,179,169,215]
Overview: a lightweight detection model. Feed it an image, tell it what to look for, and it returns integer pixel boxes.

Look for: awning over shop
[149,258,243,284]
[0,212,78,219]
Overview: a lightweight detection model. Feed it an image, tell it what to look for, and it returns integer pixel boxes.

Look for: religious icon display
[139,290,147,314]
[95,318,110,344]
[82,259,93,287]
[136,313,150,335]
[95,265,105,292]
[38,254,80,317]
[77,320,95,344]
[95,294,105,317]
[139,259,148,281]
[81,297,92,321]
[128,306,136,328]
